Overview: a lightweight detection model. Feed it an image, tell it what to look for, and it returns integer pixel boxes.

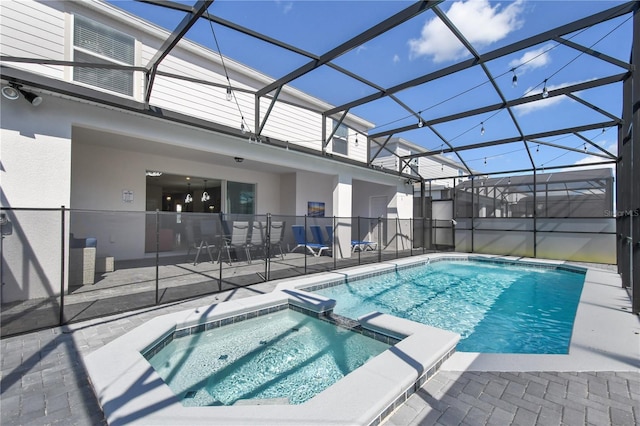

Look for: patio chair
[218,221,250,264]
[268,221,286,260]
[185,219,216,265]
[245,221,264,264]
[291,225,329,257]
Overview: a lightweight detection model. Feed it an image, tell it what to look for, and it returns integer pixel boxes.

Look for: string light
[511,69,518,87]
[536,144,539,153]
[241,122,246,134]
[484,157,487,165]
[584,143,587,152]
[226,86,232,101]
[417,118,424,128]
[480,122,485,136]
[542,79,549,98]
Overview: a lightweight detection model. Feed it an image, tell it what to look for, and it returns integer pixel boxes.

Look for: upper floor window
[73,15,135,96]
[332,120,348,156]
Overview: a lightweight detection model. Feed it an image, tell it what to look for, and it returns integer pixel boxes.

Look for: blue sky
[109,0,632,176]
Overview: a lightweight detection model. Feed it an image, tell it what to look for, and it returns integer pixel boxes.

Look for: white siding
[0,0,66,79]
[260,97,323,150]
[371,156,398,172]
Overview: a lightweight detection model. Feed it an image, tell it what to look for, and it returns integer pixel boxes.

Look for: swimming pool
[146,308,391,406]
[313,258,585,354]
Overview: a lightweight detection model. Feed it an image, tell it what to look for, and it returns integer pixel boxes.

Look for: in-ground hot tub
[145,306,392,407]
[85,289,459,425]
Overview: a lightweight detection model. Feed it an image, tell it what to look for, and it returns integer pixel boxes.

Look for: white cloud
[356,45,367,54]
[513,79,590,115]
[393,54,400,64]
[509,43,554,73]
[275,1,293,14]
[409,0,525,62]
[563,142,617,172]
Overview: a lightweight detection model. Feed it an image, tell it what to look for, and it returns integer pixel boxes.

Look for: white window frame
[332,120,349,156]
[72,15,135,97]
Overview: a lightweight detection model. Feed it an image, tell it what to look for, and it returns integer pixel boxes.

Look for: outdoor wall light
[234,157,244,163]
[1,85,20,100]
[1,84,43,106]
[21,89,43,106]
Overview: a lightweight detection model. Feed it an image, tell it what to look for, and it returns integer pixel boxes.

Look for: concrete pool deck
[1,253,638,425]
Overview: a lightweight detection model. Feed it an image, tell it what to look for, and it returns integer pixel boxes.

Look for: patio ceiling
[2,0,636,181]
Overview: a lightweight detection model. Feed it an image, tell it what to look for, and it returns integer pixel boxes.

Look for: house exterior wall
[0,0,371,162]
[0,0,414,302]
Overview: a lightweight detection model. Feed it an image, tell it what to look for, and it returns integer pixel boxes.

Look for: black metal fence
[0,208,453,337]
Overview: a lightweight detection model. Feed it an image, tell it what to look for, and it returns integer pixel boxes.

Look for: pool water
[314,260,585,354]
[147,309,390,406]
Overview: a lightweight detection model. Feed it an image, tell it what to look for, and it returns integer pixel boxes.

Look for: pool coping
[84,283,459,426]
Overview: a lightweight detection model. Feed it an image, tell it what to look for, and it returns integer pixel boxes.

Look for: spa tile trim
[143,303,400,360]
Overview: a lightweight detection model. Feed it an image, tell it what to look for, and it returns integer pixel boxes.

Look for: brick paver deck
[1,263,638,426]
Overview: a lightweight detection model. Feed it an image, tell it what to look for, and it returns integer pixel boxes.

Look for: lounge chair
[351,238,378,252]
[350,227,378,252]
[310,225,331,256]
[291,225,329,257]
[325,225,377,252]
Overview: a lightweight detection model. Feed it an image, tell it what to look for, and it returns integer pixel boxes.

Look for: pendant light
[185,183,193,204]
[201,180,210,202]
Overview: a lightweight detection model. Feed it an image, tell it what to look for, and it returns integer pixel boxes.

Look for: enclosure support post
[265,213,271,282]
[154,210,160,305]
[59,206,66,326]
[533,169,538,258]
